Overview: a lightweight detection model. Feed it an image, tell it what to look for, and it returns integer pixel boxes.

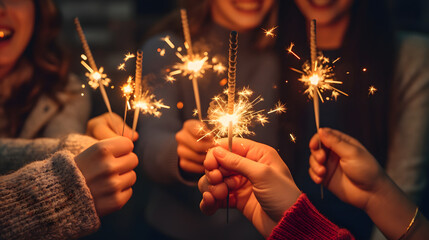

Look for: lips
[0,28,13,41]
[309,0,335,8]
[233,0,262,12]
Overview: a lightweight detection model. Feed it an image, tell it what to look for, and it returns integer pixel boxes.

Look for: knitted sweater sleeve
[0,134,97,174]
[268,194,354,240]
[0,150,100,240]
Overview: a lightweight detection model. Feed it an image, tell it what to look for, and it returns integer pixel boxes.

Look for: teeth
[235,1,260,11]
[311,0,332,7]
[0,28,12,39]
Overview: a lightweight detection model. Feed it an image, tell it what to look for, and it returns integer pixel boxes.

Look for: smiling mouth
[309,0,335,8]
[0,28,13,41]
[234,1,262,12]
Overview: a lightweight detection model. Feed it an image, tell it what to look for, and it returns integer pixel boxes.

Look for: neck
[311,14,350,50]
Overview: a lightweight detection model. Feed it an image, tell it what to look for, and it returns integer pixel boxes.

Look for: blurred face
[294,0,353,26]
[211,0,275,31]
[0,0,35,70]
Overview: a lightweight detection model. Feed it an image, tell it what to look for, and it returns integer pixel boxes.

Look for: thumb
[212,147,262,181]
[319,128,359,158]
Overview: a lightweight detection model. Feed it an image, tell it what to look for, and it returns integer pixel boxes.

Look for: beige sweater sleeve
[0,134,97,174]
[0,150,100,240]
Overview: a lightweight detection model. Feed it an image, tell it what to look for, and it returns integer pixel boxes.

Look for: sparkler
[130,51,170,140]
[180,8,203,121]
[75,17,117,133]
[121,76,134,135]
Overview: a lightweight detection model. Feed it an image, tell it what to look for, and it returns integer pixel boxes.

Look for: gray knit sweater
[0,134,100,240]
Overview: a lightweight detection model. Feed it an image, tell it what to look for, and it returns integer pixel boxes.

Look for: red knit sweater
[268,194,354,240]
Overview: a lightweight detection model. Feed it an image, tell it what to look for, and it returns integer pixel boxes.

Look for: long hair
[145,0,278,50]
[278,0,394,167]
[4,0,69,137]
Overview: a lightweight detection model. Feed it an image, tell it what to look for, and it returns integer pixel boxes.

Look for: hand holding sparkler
[198,138,301,238]
[176,120,214,174]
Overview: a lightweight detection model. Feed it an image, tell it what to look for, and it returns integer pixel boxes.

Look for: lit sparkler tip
[213,63,227,74]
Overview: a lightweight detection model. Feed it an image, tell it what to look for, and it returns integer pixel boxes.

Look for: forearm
[366,175,427,239]
[0,150,100,239]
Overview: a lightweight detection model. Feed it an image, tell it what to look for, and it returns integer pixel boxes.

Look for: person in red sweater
[198,128,429,239]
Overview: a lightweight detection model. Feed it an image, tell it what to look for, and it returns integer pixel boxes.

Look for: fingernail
[213,147,227,158]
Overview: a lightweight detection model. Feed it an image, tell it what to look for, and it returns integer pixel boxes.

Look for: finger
[99,137,134,157]
[198,175,210,193]
[177,145,206,164]
[118,171,137,190]
[122,124,139,141]
[224,175,247,190]
[205,169,223,185]
[91,122,118,140]
[208,182,228,200]
[203,148,219,171]
[309,154,326,177]
[176,130,213,153]
[184,120,212,139]
[179,158,205,173]
[318,128,362,158]
[115,152,139,174]
[309,167,323,184]
[309,133,321,151]
[212,147,264,182]
[200,192,219,216]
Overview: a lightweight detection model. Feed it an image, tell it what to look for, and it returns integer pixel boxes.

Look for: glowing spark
[262,26,278,37]
[82,65,111,89]
[362,68,367,72]
[81,84,85,88]
[165,75,176,83]
[118,63,126,71]
[368,85,377,95]
[290,133,296,143]
[193,109,199,117]
[268,101,286,114]
[161,36,175,49]
[199,88,268,141]
[213,63,227,74]
[121,76,134,99]
[81,54,87,61]
[124,52,135,62]
[297,55,348,103]
[331,91,339,101]
[132,90,170,117]
[159,48,166,56]
[287,43,301,60]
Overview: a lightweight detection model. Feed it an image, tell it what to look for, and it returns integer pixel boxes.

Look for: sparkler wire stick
[180,9,203,121]
[310,19,324,199]
[75,18,117,133]
[226,31,238,224]
[122,100,128,136]
[131,50,143,140]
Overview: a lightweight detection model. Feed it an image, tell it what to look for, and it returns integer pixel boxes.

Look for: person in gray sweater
[0,0,139,239]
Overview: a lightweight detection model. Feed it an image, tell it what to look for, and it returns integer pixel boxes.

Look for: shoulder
[395,32,429,70]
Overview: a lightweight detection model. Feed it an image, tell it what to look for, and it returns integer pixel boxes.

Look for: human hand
[175,120,214,174]
[198,138,301,238]
[86,112,139,141]
[309,128,387,210]
[75,137,138,217]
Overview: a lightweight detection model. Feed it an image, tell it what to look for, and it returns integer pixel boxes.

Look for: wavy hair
[5,0,69,137]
